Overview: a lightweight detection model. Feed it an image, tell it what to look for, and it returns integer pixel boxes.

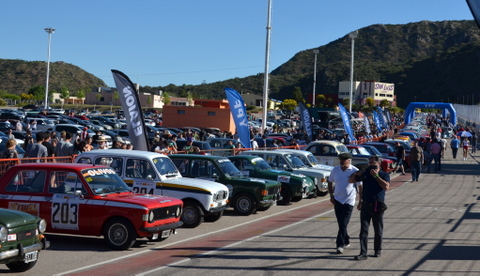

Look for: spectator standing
[182,137,200,154]
[15,121,22,131]
[1,139,19,159]
[471,133,477,154]
[42,132,55,158]
[328,152,360,254]
[410,141,424,182]
[250,136,259,150]
[351,156,390,260]
[392,141,405,175]
[55,132,74,157]
[225,140,236,156]
[25,132,48,161]
[31,120,37,131]
[7,129,14,140]
[450,136,460,159]
[428,139,442,173]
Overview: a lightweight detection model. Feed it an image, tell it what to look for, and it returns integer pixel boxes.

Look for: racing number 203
[52,202,78,224]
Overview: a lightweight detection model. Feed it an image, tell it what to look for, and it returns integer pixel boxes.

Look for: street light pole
[312,49,319,107]
[44,27,55,110]
[349,30,358,113]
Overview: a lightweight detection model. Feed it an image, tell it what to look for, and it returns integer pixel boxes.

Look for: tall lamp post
[348,30,358,113]
[312,49,319,107]
[44,27,55,110]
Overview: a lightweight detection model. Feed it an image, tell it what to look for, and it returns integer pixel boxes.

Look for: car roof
[11,163,106,170]
[78,149,169,159]
[170,154,229,160]
[307,140,343,146]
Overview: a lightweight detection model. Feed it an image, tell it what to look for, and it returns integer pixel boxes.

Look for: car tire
[233,193,257,216]
[278,185,292,205]
[103,218,137,250]
[204,210,224,222]
[6,259,37,272]
[181,201,204,228]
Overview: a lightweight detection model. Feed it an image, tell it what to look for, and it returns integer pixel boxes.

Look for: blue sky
[0,0,474,89]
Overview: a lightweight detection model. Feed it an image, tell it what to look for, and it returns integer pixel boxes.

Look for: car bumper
[207,204,228,214]
[260,193,282,207]
[0,237,49,262]
[140,221,184,233]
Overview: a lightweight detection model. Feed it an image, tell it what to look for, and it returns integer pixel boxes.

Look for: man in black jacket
[350,156,390,260]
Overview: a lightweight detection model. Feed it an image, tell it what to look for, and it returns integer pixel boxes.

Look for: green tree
[96,93,102,102]
[292,87,305,103]
[365,97,375,107]
[76,89,86,103]
[162,92,171,105]
[316,94,326,107]
[113,91,119,101]
[280,99,297,111]
[380,99,390,108]
[342,98,350,108]
[27,85,45,102]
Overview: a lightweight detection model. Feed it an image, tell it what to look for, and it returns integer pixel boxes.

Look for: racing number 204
[52,202,78,224]
[132,187,154,195]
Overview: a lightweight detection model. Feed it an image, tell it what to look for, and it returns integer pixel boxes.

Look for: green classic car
[0,208,49,272]
[170,154,281,216]
[228,155,317,205]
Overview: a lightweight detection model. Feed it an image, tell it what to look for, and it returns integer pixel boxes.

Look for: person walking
[350,156,390,260]
[327,152,360,254]
[392,141,405,175]
[471,133,477,154]
[25,132,48,162]
[450,136,460,159]
[429,139,442,173]
[410,140,424,182]
[462,137,470,161]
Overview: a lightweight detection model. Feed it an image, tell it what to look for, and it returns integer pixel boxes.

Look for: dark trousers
[411,160,421,181]
[452,147,458,159]
[359,204,384,255]
[334,200,354,248]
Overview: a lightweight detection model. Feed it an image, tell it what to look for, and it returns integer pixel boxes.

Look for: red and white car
[0,163,183,250]
[347,145,394,173]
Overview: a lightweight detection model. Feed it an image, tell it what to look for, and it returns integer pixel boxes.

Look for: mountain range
[1,20,480,109]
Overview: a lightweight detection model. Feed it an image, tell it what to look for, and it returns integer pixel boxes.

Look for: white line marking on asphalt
[54,197,330,276]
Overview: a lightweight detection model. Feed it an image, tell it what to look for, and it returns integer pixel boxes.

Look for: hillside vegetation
[2,20,480,108]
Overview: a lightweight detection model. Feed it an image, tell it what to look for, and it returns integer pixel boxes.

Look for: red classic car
[346,145,394,173]
[0,163,183,250]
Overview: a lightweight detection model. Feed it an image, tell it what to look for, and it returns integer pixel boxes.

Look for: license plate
[24,251,38,263]
[161,230,170,238]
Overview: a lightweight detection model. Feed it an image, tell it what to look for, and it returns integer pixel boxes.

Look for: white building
[338,81,396,106]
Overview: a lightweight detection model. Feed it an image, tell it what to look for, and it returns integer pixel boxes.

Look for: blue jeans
[334,200,354,248]
[411,160,421,181]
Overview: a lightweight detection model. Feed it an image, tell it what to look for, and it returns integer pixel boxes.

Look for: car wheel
[204,210,223,222]
[103,218,136,250]
[278,185,292,205]
[6,259,37,272]
[181,201,204,228]
[233,193,257,216]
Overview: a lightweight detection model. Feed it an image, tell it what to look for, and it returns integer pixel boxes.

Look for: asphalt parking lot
[152,145,480,276]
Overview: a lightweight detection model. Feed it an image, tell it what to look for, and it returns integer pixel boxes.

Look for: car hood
[294,168,329,177]
[0,209,38,228]
[103,193,183,208]
[162,177,229,194]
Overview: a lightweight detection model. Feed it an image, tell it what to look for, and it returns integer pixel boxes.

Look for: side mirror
[74,190,84,198]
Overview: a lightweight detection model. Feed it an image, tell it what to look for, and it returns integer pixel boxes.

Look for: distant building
[338,81,396,106]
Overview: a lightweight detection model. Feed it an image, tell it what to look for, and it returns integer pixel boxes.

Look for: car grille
[151,205,181,221]
[214,190,228,201]
[268,186,281,195]
[17,229,36,241]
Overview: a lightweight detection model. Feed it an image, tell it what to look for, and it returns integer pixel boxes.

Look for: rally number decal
[51,202,79,230]
[132,180,156,195]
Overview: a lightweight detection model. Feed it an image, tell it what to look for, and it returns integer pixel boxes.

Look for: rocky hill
[2,20,480,108]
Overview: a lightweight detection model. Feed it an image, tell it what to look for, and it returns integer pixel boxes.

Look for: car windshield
[356,147,371,155]
[306,153,321,165]
[216,158,244,177]
[284,154,306,168]
[336,144,349,153]
[81,168,131,195]
[152,157,179,175]
[292,154,313,167]
[251,158,271,170]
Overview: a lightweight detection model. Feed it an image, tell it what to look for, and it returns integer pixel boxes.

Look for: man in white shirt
[328,152,360,254]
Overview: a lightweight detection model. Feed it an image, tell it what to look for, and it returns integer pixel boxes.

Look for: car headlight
[0,226,7,242]
[37,219,47,233]
[149,211,155,223]
[177,206,182,218]
[314,178,318,185]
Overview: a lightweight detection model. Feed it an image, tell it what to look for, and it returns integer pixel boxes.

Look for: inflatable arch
[404,102,456,125]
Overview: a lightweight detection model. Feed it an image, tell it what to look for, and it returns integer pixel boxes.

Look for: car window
[172,158,190,175]
[49,171,82,194]
[5,170,46,193]
[94,157,123,175]
[152,157,176,176]
[125,159,156,179]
